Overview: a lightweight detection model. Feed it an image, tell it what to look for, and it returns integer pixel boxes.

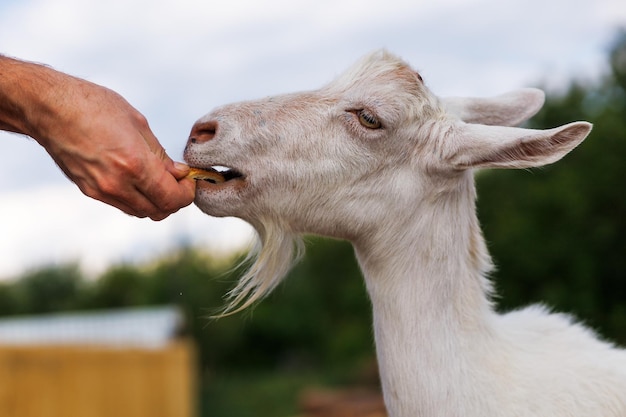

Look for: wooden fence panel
[0,340,196,417]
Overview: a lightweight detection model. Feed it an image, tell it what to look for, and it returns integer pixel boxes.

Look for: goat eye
[357,110,382,129]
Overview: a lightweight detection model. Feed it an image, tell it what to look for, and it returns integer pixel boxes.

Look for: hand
[37,79,196,220]
[0,57,196,220]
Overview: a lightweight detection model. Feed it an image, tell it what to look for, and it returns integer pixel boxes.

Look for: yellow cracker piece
[186,167,226,183]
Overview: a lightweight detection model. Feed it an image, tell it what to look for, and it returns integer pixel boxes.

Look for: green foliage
[85,264,150,308]
[6,264,85,315]
[226,237,372,370]
[200,369,332,417]
[0,240,371,371]
[477,31,626,343]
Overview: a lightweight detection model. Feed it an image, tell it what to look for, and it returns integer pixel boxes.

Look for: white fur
[184,50,626,416]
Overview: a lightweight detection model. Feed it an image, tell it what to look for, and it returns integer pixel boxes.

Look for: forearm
[0,55,30,133]
[0,55,71,141]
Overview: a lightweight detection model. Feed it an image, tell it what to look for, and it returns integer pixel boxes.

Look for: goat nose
[188,121,218,144]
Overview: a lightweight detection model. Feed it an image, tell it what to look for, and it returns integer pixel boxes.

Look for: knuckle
[155,199,178,215]
[128,202,153,219]
[117,154,145,177]
[80,183,101,200]
[95,178,119,198]
[150,212,169,221]
[131,111,150,130]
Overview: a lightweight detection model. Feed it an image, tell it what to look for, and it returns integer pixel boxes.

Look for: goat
[184,50,626,417]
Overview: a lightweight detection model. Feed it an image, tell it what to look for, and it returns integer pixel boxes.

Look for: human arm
[0,55,195,220]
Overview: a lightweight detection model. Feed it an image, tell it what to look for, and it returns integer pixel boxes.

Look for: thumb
[169,160,191,180]
[156,147,190,180]
[140,126,190,180]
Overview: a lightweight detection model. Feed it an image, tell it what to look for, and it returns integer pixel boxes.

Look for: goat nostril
[189,120,218,144]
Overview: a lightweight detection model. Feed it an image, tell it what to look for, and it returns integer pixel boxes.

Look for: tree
[11,264,84,314]
[477,31,626,343]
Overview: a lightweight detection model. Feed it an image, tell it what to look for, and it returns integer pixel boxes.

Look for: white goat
[184,51,626,417]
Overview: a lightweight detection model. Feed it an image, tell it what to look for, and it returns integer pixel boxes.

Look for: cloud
[0,183,254,278]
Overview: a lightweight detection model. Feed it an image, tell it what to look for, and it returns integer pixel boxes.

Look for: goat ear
[442,88,545,126]
[449,121,592,169]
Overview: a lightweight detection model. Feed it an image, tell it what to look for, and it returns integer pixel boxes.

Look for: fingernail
[174,161,189,171]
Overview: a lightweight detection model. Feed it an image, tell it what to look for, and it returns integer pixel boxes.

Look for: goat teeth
[187,168,226,184]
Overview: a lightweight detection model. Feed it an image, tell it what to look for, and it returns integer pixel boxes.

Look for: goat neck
[354,169,499,417]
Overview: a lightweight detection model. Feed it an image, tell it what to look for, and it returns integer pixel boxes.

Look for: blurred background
[1,0,625,416]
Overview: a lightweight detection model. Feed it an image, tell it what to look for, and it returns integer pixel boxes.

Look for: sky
[1,0,625,278]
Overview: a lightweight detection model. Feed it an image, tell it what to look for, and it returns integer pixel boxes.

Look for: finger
[136,161,196,218]
[123,130,196,218]
[86,170,189,220]
[86,186,157,219]
[55,158,160,219]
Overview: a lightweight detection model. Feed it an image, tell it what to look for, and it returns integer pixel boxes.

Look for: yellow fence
[0,340,196,417]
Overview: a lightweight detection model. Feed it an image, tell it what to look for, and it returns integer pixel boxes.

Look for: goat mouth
[187,166,245,185]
